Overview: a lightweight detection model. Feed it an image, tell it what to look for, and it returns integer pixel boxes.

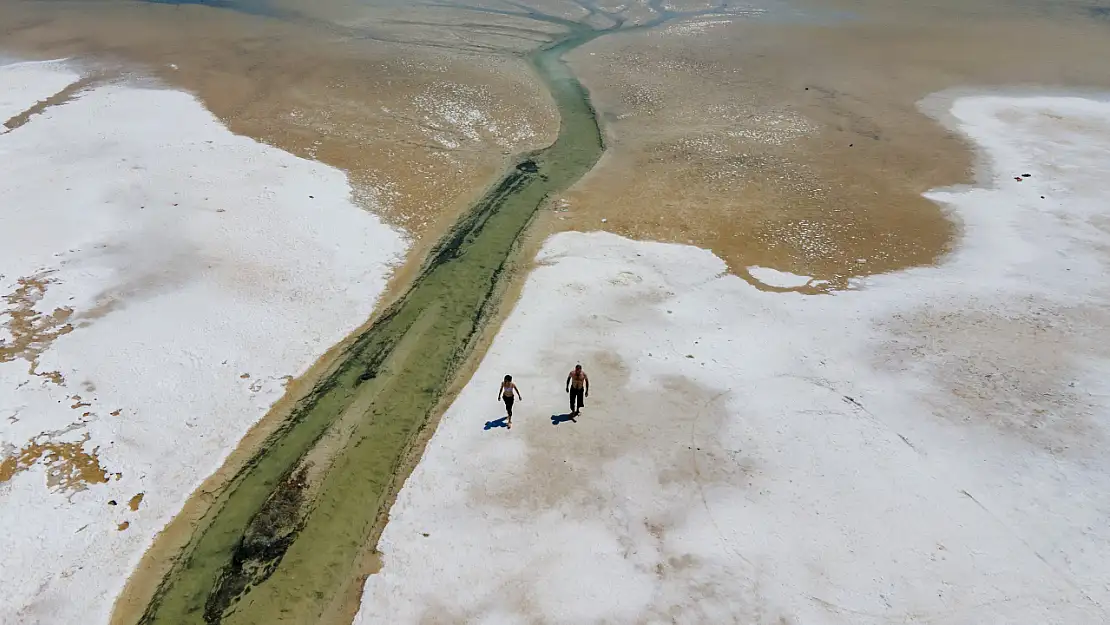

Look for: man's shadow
[484,416,509,430]
[551,412,577,425]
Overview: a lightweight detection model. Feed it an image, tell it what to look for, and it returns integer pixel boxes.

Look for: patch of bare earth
[1,272,73,384]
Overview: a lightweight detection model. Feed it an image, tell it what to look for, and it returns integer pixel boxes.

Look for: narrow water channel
[131,24,606,625]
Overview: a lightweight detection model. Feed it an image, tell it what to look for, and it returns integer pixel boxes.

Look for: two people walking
[498,364,590,427]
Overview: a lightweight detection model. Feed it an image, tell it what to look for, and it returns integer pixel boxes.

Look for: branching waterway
[123,1,752,623]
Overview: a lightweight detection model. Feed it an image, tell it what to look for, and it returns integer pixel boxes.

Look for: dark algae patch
[129,1,744,623]
[205,466,309,622]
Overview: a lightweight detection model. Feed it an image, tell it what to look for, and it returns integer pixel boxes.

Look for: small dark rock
[108,500,117,506]
[1021,173,1031,177]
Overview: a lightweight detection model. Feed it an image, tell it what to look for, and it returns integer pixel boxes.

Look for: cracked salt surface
[356,94,1110,623]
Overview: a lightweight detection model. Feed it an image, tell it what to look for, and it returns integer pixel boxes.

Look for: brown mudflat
[560,0,1110,284]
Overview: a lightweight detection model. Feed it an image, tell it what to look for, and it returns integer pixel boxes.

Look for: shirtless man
[566,364,589,417]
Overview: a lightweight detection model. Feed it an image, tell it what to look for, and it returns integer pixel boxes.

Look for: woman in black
[499,374,522,428]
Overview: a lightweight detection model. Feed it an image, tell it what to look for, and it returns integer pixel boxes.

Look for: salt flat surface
[356,95,1110,623]
[0,60,406,623]
[0,59,79,121]
[747,264,812,288]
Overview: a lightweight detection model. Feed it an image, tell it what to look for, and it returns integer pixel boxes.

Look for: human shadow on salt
[484,417,509,430]
[551,413,577,425]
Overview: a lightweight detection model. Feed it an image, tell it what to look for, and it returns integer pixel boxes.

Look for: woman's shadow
[484,416,509,430]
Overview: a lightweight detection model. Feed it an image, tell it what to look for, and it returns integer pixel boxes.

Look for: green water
[137,28,605,625]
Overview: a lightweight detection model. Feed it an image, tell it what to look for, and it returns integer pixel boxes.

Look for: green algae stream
[135,28,606,625]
